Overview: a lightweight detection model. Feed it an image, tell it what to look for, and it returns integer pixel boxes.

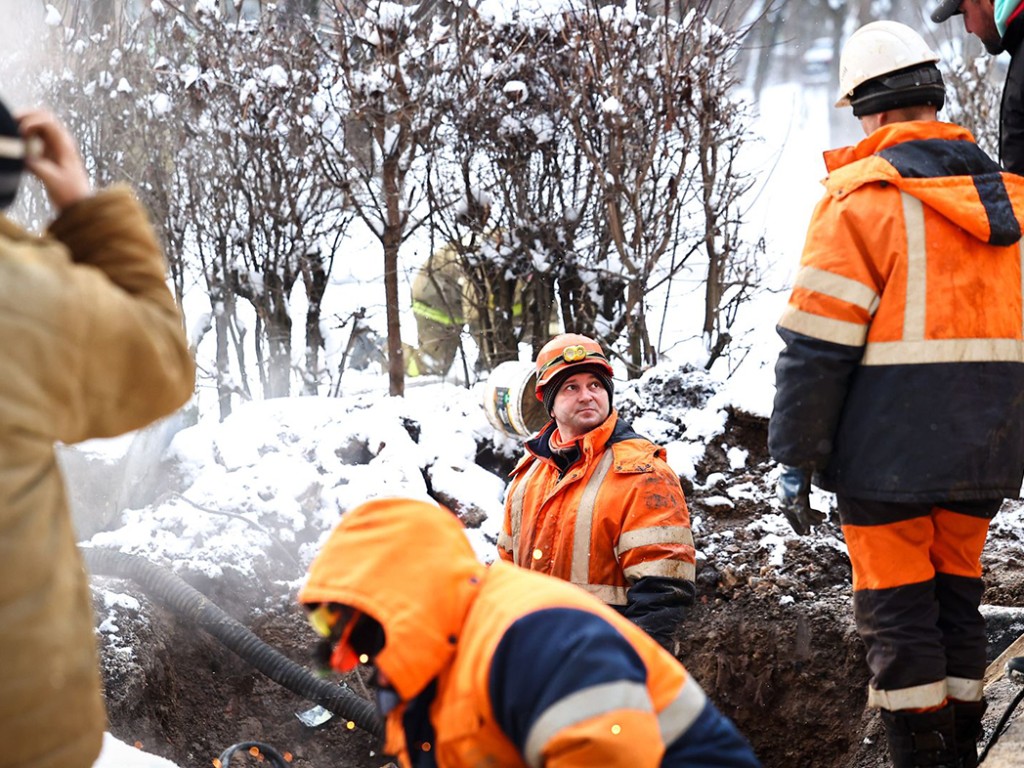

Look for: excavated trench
[82,376,1024,768]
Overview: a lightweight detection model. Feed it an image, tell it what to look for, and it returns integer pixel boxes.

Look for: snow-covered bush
[19,0,764,412]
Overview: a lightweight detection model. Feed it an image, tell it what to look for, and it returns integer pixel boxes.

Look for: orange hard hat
[534,333,613,401]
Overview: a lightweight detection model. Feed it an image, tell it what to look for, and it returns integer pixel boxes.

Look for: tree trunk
[301,251,328,396]
[383,152,405,396]
[265,273,293,399]
[384,233,404,397]
[214,296,232,421]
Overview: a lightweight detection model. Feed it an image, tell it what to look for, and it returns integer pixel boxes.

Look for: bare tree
[547,2,759,375]
[172,6,347,401]
[942,52,1002,160]
[425,12,587,374]
[28,4,192,314]
[424,1,761,378]
[318,1,450,396]
[37,2,352,414]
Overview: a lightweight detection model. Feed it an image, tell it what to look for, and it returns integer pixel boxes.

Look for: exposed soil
[88,381,1024,768]
[92,581,386,768]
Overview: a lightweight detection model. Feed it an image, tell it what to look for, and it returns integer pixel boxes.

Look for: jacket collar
[526,410,618,461]
[822,121,975,174]
[1004,9,1024,54]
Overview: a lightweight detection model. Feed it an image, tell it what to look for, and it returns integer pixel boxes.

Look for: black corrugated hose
[978,657,1024,763]
[219,741,289,767]
[82,546,384,738]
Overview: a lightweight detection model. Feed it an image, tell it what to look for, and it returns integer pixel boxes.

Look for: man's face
[550,371,610,440]
[962,0,1002,54]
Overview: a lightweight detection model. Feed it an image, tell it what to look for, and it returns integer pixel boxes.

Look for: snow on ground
[95,732,180,768]
[86,60,848,768]
[86,380,506,572]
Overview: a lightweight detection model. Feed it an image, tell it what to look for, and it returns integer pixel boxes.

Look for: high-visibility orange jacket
[299,498,760,768]
[769,121,1024,501]
[497,412,695,646]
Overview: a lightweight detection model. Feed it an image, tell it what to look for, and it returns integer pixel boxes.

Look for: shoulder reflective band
[412,299,463,325]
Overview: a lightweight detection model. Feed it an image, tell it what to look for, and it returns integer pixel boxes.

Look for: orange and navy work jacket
[423,562,715,768]
[497,412,695,605]
[299,498,760,768]
[769,121,1024,502]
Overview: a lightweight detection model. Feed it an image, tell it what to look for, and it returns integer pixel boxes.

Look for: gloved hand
[776,465,826,536]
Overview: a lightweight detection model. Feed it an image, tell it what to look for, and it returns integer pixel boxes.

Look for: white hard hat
[835,21,940,108]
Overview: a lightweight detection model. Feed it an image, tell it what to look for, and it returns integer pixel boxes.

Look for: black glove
[776,465,826,536]
[623,576,695,654]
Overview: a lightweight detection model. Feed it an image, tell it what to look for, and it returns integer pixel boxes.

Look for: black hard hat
[931,0,962,24]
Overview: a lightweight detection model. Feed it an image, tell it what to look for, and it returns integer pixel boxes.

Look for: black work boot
[951,699,987,768]
[880,706,960,768]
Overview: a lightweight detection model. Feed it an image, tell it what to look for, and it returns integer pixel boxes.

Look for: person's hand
[776,465,826,536]
[16,109,90,212]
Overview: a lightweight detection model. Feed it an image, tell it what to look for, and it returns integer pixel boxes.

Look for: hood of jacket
[996,0,1024,38]
[822,121,1024,247]
[299,498,485,701]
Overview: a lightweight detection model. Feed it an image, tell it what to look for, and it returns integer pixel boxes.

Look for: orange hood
[822,121,1024,247]
[298,498,485,701]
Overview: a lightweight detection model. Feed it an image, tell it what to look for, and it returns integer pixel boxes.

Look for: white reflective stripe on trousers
[867,679,947,711]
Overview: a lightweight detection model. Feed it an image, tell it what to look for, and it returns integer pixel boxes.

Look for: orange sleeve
[541,709,665,767]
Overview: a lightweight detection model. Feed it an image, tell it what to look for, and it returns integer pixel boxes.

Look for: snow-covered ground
[94,733,180,768]
[81,75,844,765]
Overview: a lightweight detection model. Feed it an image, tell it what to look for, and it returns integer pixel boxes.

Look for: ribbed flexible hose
[82,546,384,738]
[219,741,289,767]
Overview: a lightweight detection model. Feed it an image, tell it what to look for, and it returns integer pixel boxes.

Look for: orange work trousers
[837,496,1001,706]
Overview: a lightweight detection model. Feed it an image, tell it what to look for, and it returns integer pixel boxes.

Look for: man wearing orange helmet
[497,333,696,651]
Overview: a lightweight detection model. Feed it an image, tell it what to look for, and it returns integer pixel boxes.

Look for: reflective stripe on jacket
[435,564,708,768]
[411,244,466,326]
[497,412,694,605]
[769,121,1024,501]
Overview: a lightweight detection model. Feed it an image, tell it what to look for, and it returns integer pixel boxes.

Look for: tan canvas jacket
[0,186,195,768]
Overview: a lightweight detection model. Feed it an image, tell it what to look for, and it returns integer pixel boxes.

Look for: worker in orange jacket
[299,497,760,768]
[497,333,695,651]
[769,21,1024,768]
[406,202,558,378]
